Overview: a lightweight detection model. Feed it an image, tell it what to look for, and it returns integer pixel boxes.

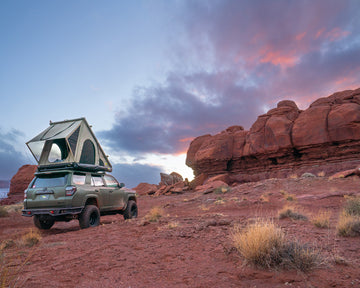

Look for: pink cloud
[326,27,350,42]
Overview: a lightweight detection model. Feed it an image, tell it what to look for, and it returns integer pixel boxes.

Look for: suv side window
[91,175,104,187]
[72,173,86,185]
[104,175,119,187]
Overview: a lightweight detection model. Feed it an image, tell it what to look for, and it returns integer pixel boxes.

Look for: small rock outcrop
[159,172,183,186]
[133,172,189,196]
[1,165,37,205]
[186,88,360,184]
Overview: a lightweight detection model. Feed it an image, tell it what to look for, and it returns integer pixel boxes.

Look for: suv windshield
[31,173,68,188]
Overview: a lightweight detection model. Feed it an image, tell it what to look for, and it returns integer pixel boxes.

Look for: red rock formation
[1,165,37,205]
[133,183,159,196]
[186,88,360,185]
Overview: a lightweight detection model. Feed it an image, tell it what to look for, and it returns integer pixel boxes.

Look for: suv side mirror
[119,183,125,188]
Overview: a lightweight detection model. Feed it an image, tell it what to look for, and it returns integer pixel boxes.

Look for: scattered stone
[301,173,316,178]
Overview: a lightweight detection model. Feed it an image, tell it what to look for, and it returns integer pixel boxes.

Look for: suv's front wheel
[34,215,55,230]
[123,200,138,220]
[79,205,100,229]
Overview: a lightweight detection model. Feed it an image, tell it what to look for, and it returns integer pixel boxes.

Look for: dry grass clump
[231,219,321,271]
[0,240,15,251]
[311,210,331,228]
[199,204,210,211]
[214,185,231,195]
[343,196,360,216]
[0,206,9,218]
[317,171,326,177]
[278,205,308,221]
[167,221,180,229]
[5,204,23,214]
[144,206,164,222]
[337,211,360,237]
[215,197,226,205]
[20,229,42,247]
[279,190,296,201]
[336,196,360,237]
[260,193,270,203]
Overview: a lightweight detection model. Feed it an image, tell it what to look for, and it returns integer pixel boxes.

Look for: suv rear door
[25,172,70,209]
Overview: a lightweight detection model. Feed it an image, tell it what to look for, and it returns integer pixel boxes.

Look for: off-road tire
[123,200,138,220]
[34,215,55,230]
[79,205,100,229]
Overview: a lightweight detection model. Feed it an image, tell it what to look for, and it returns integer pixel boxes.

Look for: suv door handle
[95,189,99,192]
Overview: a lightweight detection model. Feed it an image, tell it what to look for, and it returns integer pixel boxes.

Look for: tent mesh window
[48,139,68,163]
[80,139,96,165]
[68,126,80,156]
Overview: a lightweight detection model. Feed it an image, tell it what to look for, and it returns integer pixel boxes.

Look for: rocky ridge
[186,88,360,184]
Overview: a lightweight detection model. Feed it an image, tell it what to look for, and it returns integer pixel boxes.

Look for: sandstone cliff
[0,165,37,205]
[186,88,360,184]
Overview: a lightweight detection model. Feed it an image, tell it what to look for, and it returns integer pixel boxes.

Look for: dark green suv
[22,170,138,229]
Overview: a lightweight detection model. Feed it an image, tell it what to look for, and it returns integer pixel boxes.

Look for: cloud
[111,163,163,188]
[100,71,265,155]
[0,129,28,180]
[101,0,360,157]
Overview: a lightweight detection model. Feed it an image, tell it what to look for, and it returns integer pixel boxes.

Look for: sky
[0,0,360,188]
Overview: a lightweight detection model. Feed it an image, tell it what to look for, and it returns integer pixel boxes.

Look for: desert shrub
[260,194,270,203]
[231,219,321,271]
[343,196,360,216]
[5,204,23,214]
[214,186,231,195]
[337,211,360,237]
[311,210,331,228]
[317,171,325,177]
[231,220,285,268]
[280,241,322,271]
[215,197,225,205]
[167,221,180,229]
[0,240,15,251]
[280,190,296,201]
[20,229,41,247]
[278,206,308,221]
[144,206,164,222]
[0,206,9,218]
[199,204,210,211]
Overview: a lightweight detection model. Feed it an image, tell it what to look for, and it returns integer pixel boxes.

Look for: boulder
[133,183,159,196]
[160,172,183,186]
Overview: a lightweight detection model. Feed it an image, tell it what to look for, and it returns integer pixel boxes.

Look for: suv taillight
[65,186,77,196]
[24,189,28,199]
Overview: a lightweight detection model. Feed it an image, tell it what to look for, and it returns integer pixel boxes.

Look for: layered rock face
[186,88,360,183]
[0,165,37,205]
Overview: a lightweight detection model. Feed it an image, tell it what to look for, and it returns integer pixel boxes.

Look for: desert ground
[1,175,360,288]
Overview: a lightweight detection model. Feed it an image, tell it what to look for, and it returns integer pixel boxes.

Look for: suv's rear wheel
[79,205,100,229]
[123,200,138,220]
[34,215,55,230]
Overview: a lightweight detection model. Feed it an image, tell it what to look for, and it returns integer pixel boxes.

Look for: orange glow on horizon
[179,137,195,143]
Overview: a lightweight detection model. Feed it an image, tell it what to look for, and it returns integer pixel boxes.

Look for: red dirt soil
[1,176,360,287]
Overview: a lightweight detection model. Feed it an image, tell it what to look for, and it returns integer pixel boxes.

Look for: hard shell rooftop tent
[27,118,112,172]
